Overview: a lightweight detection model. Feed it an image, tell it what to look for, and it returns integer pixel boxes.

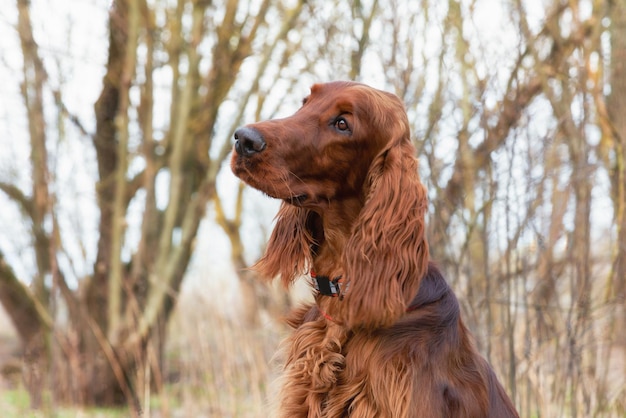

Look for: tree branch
[0,250,49,342]
[0,182,32,215]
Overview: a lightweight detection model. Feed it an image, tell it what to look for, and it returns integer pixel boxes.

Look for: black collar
[311,270,346,298]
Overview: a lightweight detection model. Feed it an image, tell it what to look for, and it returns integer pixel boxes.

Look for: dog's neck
[310,196,364,278]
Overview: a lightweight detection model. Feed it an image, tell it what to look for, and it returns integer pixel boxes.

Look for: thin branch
[0,181,33,215]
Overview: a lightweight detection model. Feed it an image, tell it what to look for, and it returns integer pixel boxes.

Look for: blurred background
[0,0,625,417]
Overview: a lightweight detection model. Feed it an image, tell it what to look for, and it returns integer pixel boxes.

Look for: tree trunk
[607,0,626,328]
[606,1,626,409]
[0,252,48,407]
[15,0,52,407]
[85,0,132,406]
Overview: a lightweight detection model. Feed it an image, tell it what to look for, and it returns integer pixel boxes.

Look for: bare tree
[598,0,626,413]
[0,0,308,410]
[348,1,625,416]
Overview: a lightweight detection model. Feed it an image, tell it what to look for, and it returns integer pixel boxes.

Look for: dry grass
[0,277,289,417]
[163,287,287,418]
[2,269,625,417]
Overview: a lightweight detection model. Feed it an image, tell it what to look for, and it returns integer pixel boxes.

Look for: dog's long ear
[253,203,315,287]
[341,133,429,330]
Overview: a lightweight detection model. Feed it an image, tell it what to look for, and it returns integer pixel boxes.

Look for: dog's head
[231,82,429,329]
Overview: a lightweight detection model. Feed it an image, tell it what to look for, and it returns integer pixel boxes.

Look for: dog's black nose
[234,127,266,157]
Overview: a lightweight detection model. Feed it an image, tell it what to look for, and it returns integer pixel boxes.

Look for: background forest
[0,0,625,417]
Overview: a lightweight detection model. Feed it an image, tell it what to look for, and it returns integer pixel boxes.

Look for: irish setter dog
[231,81,518,417]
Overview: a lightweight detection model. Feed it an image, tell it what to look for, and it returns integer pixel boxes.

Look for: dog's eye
[334,117,350,132]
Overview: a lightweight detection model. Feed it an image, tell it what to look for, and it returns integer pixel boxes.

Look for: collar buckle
[311,270,345,298]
